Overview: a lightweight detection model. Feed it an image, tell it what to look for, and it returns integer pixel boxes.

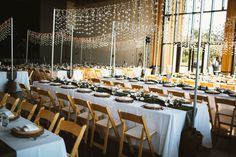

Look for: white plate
[50,82,62,86]
[77,88,92,93]
[94,92,110,97]
[61,85,77,89]
[115,96,134,103]
[143,104,163,110]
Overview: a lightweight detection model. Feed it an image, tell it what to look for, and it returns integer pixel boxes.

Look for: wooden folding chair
[90,103,121,154]
[113,82,125,88]
[102,80,113,86]
[118,111,155,157]
[0,92,9,107]
[91,78,101,83]
[55,118,87,157]
[148,87,164,95]
[5,95,20,112]
[131,84,144,90]
[214,97,236,137]
[19,83,31,101]
[38,89,57,111]
[30,86,40,103]
[69,97,97,143]
[168,90,185,98]
[34,107,59,132]
[17,100,37,120]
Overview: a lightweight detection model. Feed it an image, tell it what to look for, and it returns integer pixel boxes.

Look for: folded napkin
[23,124,39,132]
[2,111,14,118]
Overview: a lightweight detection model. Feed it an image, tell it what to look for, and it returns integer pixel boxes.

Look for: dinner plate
[129,79,138,82]
[163,83,175,87]
[205,90,220,94]
[11,125,44,138]
[182,86,195,90]
[50,82,62,86]
[116,77,125,80]
[94,92,110,97]
[61,85,77,89]
[143,104,163,110]
[115,96,134,103]
[77,88,92,93]
[228,93,236,97]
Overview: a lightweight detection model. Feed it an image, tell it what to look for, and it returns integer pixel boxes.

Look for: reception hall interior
[0,0,236,157]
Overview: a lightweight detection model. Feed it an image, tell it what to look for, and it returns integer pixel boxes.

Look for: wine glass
[2,114,9,127]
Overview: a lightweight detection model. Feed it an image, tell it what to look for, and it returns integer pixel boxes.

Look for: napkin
[3,111,14,118]
[23,124,39,132]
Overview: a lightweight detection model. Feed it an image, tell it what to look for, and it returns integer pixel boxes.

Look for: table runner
[0,139,16,157]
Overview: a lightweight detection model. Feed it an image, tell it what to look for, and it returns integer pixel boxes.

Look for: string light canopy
[54,0,158,42]
[0,18,11,42]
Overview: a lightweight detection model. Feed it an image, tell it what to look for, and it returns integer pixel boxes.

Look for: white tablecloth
[0,108,67,157]
[0,71,30,92]
[34,81,212,157]
[56,70,83,81]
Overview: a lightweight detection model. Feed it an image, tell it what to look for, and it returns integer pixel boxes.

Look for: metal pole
[155,31,161,74]
[113,28,116,76]
[60,32,64,64]
[193,0,205,127]
[11,17,13,80]
[110,21,115,76]
[51,9,56,78]
[171,0,179,74]
[143,38,146,69]
[80,44,83,64]
[70,26,74,73]
[25,29,29,64]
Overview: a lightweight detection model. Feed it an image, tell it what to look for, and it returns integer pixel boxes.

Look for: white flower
[140,97,144,101]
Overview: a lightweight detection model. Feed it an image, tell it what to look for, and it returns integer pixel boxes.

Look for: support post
[113,28,117,76]
[51,9,56,78]
[25,29,29,64]
[110,21,115,76]
[80,44,83,64]
[10,17,14,80]
[193,0,205,127]
[143,37,146,69]
[171,0,179,74]
[60,32,64,64]
[70,26,74,74]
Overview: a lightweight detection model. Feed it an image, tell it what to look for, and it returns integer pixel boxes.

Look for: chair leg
[126,136,135,154]
[138,139,144,157]
[90,123,96,148]
[118,133,124,157]
[147,138,155,157]
[84,120,90,143]
[103,127,109,154]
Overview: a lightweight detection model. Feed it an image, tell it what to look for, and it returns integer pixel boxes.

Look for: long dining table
[0,108,67,157]
[100,77,236,113]
[34,81,212,157]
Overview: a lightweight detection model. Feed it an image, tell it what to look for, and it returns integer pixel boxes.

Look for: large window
[161,0,227,74]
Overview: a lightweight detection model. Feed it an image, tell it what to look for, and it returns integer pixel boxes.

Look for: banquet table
[34,81,212,157]
[0,71,30,92]
[0,108,67,157]
[100,77,236,111]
